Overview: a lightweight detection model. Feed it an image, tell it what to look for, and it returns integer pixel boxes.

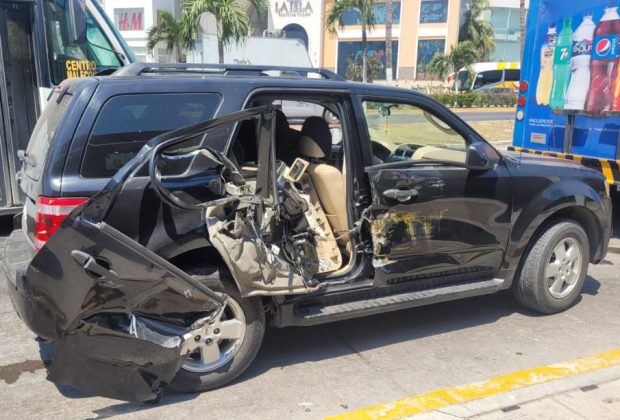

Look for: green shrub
[429,91,517,108]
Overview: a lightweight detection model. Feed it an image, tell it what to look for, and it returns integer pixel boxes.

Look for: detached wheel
[512,220,589,314]
[170,268,265,393]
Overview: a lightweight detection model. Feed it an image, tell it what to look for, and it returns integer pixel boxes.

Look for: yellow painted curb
[325,348,620,420]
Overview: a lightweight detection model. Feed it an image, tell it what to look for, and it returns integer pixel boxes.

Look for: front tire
[170,267,265,393]
[512,220,589,314]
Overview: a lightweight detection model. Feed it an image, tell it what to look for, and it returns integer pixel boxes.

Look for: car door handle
[71,250,119,283]
[383,188,419,202]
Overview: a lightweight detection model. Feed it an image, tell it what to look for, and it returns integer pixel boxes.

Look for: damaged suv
[3,63,612,402]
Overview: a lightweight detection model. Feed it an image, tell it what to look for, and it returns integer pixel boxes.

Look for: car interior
[225,97,353,278]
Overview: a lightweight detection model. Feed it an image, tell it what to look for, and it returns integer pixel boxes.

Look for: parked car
[3,63,612,403]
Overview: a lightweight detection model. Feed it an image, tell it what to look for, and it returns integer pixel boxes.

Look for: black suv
[3,63,612,403]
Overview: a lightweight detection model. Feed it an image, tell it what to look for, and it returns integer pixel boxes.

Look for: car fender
[504,178,609,273]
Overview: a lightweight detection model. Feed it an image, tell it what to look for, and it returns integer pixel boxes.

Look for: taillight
[35,196,88,250]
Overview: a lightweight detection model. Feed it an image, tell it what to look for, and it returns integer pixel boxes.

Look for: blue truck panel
[513,0,620,183]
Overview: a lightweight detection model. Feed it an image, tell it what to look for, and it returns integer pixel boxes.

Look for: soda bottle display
[585,6,620,115]
[565,13,595,110]
[536,23,557,106]
[550,18,573,109]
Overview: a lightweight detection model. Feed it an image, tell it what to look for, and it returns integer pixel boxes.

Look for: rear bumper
[2,229,56,340]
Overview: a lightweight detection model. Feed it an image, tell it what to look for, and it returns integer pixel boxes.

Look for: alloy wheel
[545,237,583,299]
[182,296,247,373]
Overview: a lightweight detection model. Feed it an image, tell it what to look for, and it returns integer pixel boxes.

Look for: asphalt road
[365,110,514,126]
[455,110,515,121]
[0,199,620,419]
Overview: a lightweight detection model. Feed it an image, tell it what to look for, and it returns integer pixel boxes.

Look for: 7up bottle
[550,18,574,109]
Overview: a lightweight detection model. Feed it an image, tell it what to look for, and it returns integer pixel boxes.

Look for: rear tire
[512,220,589,314]
[170,267,265,393]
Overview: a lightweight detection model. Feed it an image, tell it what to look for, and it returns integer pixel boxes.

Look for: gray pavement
[365,110,514,125]
[455,111,515,122]
[0,201,619,419]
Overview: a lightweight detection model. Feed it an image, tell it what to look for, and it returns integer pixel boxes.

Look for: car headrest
[275,109,289,132]
[299,116,331,159]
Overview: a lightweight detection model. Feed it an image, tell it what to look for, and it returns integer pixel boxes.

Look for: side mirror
[466,142,498,171]
[69,0,87,44]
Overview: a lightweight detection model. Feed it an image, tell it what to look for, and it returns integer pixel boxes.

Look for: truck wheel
[512,220,589,314]
[170,267,265,393]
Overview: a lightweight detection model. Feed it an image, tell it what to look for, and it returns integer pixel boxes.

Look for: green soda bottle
[550,18,574,109]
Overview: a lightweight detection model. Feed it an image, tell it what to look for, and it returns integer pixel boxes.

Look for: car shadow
[35,276,601,418]
[242,275,602,381]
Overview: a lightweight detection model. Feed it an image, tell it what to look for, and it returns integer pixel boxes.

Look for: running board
[286,278,506,326]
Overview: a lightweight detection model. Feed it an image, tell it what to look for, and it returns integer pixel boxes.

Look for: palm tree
[385,0,393,83]
[459,0,495,61]
[426,41,480,91]
[326,0,376,83]
[184,0,267,64]
[519,0,526,61]
[146,10,200,63]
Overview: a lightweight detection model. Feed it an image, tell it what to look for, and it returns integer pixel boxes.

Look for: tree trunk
[177,43,186,63]
[519,0,526,62]
[361,21,368,83]
[172,44,179,63]
[385,0,393,84]
[218,39,225,64]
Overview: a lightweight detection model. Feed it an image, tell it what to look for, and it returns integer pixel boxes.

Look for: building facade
[101,0,526,80]
[485,0,528,63]
[321,0,461,81]
[101,0,181,62]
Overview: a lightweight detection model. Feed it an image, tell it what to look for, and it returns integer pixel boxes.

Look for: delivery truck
[512,0,620,186]
[0,0,133,215]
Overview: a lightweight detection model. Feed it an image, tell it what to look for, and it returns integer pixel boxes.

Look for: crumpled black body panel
[16,212,222,402]
[48,317,184,402]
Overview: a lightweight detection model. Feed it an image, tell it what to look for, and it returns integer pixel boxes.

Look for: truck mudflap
[509,146,620,185]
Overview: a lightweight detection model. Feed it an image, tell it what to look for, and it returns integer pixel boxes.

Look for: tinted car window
[473,70,503,89]
[81,93,220,178]
[504,69,520,81]
[24,89,72,180]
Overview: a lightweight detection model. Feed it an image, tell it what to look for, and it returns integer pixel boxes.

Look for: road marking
[325,348,620,420]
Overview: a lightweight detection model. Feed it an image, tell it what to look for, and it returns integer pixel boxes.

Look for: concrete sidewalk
[413,366,620,420]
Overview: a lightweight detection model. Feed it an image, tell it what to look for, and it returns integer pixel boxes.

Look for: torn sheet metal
[13,212,222,402]
[206,204,319,297]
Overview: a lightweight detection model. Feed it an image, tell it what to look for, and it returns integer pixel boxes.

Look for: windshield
[43,0,123,85]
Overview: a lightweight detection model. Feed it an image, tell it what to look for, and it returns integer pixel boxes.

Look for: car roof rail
[112,62,345,81]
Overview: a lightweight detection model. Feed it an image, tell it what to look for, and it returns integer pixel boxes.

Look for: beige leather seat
[298,117,349,249]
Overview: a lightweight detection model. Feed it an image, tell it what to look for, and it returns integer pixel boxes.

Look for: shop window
[337,41,399,80]
[420,0,448,24]
[340,2,401,25]
[416,39,445,80]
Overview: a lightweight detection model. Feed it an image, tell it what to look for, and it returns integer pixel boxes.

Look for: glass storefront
[420,0,449,24]
[340,2,401,25]
[337,41,399,80]
[416,39,445,79]
[485,7,522,62]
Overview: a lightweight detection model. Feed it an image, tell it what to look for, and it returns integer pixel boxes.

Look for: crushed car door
[16,108,280,402]
[149,107,320,297]
[360,100,512,286]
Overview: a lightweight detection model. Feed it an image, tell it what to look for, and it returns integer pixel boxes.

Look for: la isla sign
[275,0,313,18]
